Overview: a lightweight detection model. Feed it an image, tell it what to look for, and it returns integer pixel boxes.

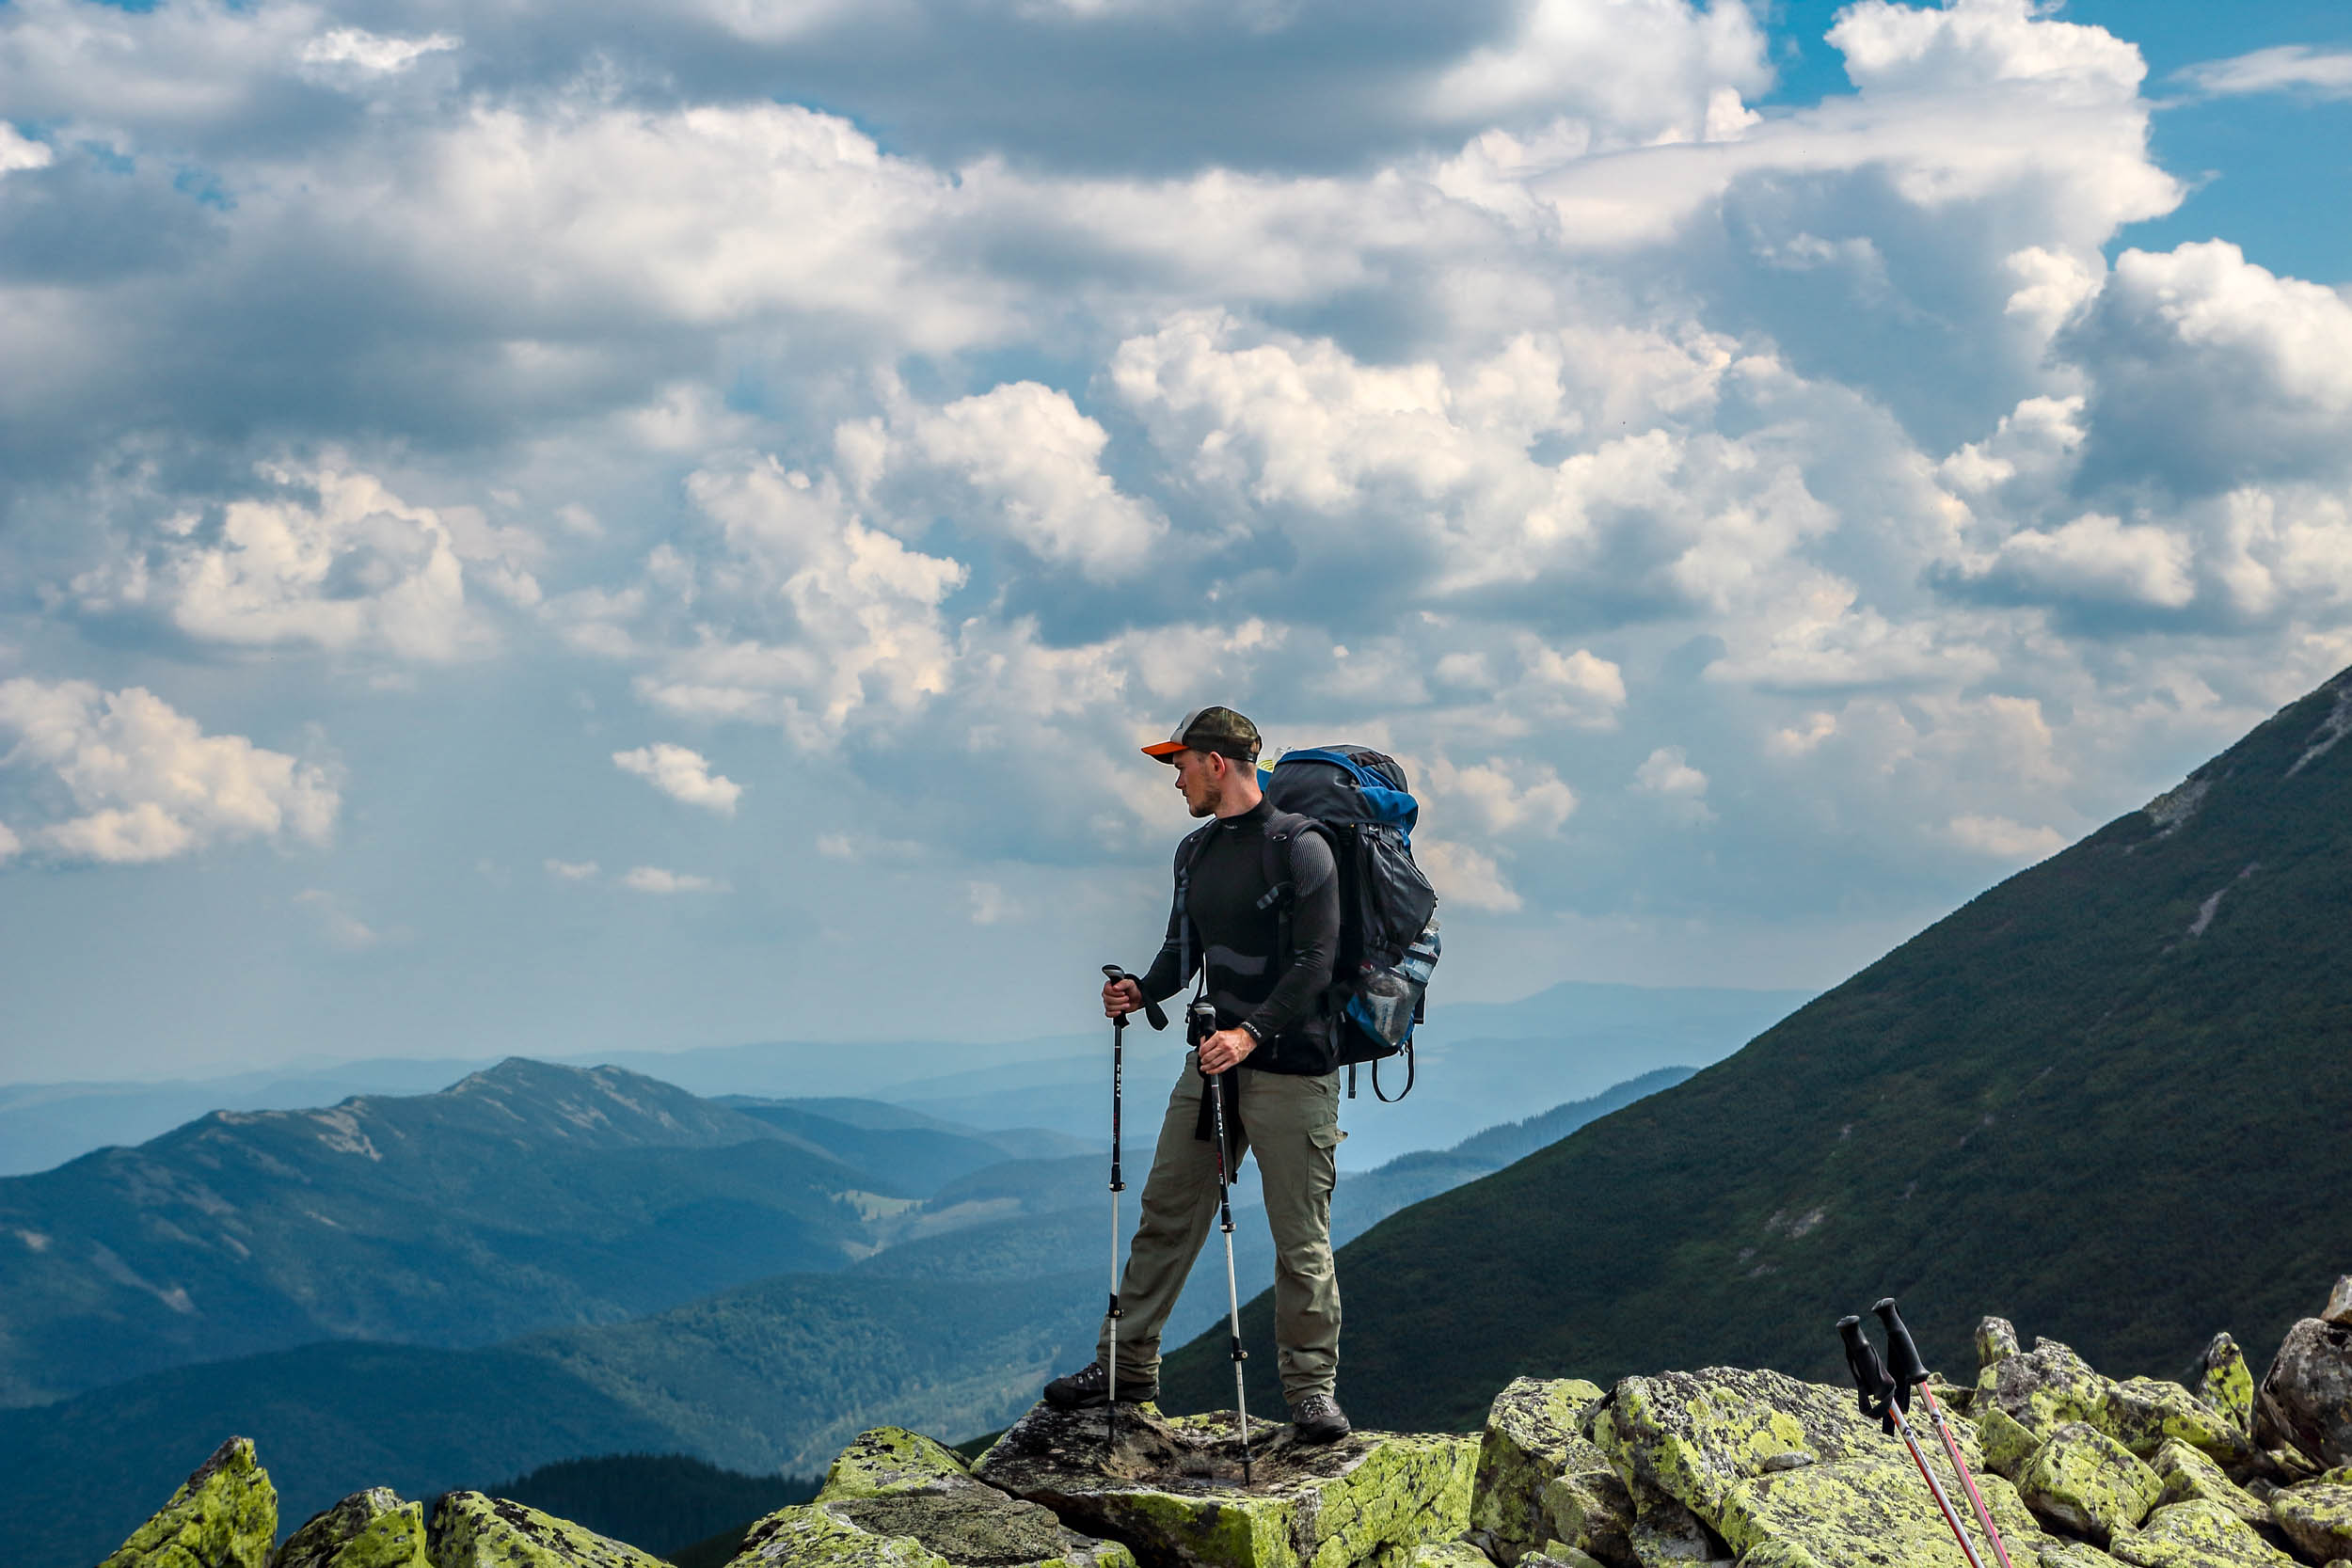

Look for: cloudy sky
[3,0,2349,1082]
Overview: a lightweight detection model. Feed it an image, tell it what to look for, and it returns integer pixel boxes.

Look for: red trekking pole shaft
[1876,1300,2015,1568]
[1841,1316,1987,1568]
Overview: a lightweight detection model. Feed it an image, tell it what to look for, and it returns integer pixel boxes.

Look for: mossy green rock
[275,1489,429,1568]
[2196,1338,2254,1434]
[1408,1543,1494,1568]
[2038,1543,2125,1568]
[1467,1379,1628,1567]
[739,1426,1136,1568]
[2269,1481,2352,1564]
[2106,1500,2297,1567]
[1979,1320,2025,1386]
[1588,1366,2042,1568]
[103,1436,278,1568]
[974,1402,1475,1568]
[2018,1425,2163,1544]
[429,1492,666,1567]
[2106,1382,2254,1468]
[2147,1442,2269,1533]
[1982,1341,2114,1452]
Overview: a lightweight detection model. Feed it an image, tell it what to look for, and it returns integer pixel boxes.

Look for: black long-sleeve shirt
[1136,797,1340,1074]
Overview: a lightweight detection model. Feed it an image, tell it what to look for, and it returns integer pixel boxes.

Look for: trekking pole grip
[1872,1298,1930,1394]
[1839,1315,1898,1433]
[1101,966,1168,1032]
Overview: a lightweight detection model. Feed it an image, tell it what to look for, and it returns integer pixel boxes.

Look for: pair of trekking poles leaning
[1843,1299,2017,1568]
[1096,965,1265,1479]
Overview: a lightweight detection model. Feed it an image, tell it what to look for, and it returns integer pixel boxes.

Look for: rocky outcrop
[733,1426,1134,1568]
[93,1278,2352,1568]
[102,1436,277,1568]
[429,1494,669,1567]
[2269,1482,2352,1564]
[274,1488,429,1568]
[1464,1379,1629,1567]
[2256,1319,2352,1471]
[972,1402,1476,1568]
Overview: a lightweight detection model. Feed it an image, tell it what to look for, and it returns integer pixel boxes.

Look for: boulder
[1523,1549,1607,1568]
[2269,1482,2352,1565]
[734,1426,1135,1568]
[2017,1425,2163,1544]
[1979,1320,2025,1383]
[2256,1321,2352,1470]
[103,1436,278,1568]
[1982,1341,2114,1453]
[1586,1366,2040,1568]
[275,1489,430,1568]
[2039,1544,2126,1568]
[1409,1544,1496,1568]
[2105,1500,2297,1568]
[973,1402,1476,1568]
[428,1493,665,1568]
[2148,1441,2273,1535]
[2199,1338,2255,1434]
[2106,1381,2257,1468]
[2323,1281,2352,1330]
[1466,1379,1630,1567]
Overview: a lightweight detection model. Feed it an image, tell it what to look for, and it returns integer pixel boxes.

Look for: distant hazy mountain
[0,1061,957,1403]
[1165,662,2352,1432]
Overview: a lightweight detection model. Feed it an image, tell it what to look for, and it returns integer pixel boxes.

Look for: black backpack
[1260,746,1441,1101]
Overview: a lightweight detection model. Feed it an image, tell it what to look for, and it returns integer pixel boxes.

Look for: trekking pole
[1097,967,1168,1453]
[1839,1316,1986,1568]
[1875,1298,2015,1568]
[1194,1001,1253,1484]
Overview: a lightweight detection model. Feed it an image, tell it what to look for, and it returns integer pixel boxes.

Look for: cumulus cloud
[1415,837,1520,912]
[0,679,339,864]
[0,124,53,176]
[612,743,743,815]
[1948,813,2065,861]
[545,859,600,880]
[294,889,382,949]
[619,865,730,894]
[298,27,460,73]
[1634,746,1714,825]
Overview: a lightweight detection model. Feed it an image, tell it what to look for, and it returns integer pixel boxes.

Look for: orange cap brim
[1140,740,1187,759]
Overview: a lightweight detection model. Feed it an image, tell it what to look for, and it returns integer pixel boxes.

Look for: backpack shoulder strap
[1173,823,1216,981]
[1254,812,1327,911]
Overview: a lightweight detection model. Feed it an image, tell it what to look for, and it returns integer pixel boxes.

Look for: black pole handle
[1101,965,1168,1031]
[1872,1297,1926,1412]
[1839,1314,1898,1434]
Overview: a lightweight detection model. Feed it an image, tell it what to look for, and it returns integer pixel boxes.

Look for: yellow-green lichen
[100,1436,277,1568]
[2195,1337,2253,1434]
[276,1491,429,1568]
[2017,1425,2163,1544]
[820,1430,976,1502]
[2147,1440,2268,1531]
[1469,1379,1623,1566]
[1407,1541,1494,1568]
[430,1492,667,1568]
[2106,1500,2298,1567]
[2269,1481,2352,1564]
[2105,1381,2253,1467]
[730,1504,958,1568]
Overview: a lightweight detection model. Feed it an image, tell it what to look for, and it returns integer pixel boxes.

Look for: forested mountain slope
[1167,665,2352,1431]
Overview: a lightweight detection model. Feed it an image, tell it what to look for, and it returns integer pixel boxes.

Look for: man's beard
[1188,777,1222,817]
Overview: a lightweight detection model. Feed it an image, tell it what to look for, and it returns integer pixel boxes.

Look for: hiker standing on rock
[1042,705,1352,1442]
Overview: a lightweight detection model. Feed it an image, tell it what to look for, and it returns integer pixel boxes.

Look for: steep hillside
[0,1061,912,1402]
[1166,665,2352,1431]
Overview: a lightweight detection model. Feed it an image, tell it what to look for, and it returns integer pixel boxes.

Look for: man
[1041,705,1352,1442]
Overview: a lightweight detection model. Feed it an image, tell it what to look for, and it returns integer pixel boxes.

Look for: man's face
[1172,749,1222,817]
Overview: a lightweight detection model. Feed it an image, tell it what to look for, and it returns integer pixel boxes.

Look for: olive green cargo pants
[1096,1052,1343,1403]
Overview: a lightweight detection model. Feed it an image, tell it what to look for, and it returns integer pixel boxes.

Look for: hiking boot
[1043,1361,1156,1409]
[1290,1392,1351,1442]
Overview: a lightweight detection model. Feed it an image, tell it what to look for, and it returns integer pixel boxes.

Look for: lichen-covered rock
[1467,1379,1629,1567]
[2105,1500,2297,1567]
[736,1426,1135,1568]
[2255,1320,2352,1470]
[2147,1441,2271,1534]
[2269,1482,2352,1564]
[2198,1338,2254,1434]
[275,1489,429,1568]
[1983,1341,2114,1451]
[1524,1547,1608,1568]
[1587,1366,2038,1568]
[2106,1381,2256,1468]
[429,1493,665,1567]
[2017,1425,2162,1544]
[1409,1542,1495,1568]
[1979,1320,2025,1384]
[2038,1543,2124,1568]
[973,1402,1474,1568]
[103,1436,278,1568]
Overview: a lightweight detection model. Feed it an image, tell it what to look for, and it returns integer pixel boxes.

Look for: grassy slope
[1165,668,2352,1432]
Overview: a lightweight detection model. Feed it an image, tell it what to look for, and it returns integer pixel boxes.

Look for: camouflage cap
[1141,705,1261,764]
